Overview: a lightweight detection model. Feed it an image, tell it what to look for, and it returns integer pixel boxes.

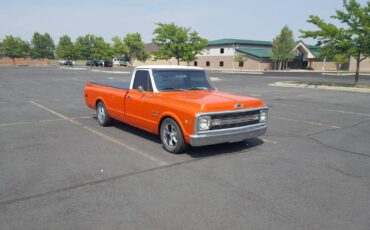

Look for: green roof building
[192,38,339,71]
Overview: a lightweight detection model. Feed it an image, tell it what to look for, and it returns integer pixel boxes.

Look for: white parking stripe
[271,115,341,129]
[261,138,277,144]
[0,119,65,127]
[30,101,168,166]
[275,103,370,117]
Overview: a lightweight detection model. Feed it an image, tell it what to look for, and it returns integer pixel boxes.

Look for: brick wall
[0,57,48,65]
[349,57,370,72]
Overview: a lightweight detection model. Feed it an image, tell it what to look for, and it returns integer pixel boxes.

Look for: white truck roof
[135,65,203,70]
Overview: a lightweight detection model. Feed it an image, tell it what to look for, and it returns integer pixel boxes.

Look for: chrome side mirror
[137,86,144,92]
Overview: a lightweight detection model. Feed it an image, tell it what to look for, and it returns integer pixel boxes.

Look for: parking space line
[71,116,95,120]
[30,101,168,166]
[0,119,65,127]
[270,115,341,129]
[261,138,277,144]
[273,102,370,117]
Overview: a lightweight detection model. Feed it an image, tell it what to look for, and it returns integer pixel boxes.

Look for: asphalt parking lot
[0,66,369,230]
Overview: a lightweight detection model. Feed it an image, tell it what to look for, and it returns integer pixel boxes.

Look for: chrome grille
[209,110,261,130]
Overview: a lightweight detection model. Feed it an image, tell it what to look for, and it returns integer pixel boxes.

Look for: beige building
[135,39,370,72]
[192,39,338,71]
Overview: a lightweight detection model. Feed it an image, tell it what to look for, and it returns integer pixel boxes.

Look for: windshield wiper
[160,87,186,91]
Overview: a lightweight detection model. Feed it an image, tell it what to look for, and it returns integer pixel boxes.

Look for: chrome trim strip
[190,123,267,147]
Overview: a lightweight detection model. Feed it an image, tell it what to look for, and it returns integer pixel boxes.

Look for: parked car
[103,60,113,67]
[59,60,74,66]
[86,60,104,66]
[119,58,129,67]
[84,65,268,153]
[112,58,120,66]
[112,57,129,66]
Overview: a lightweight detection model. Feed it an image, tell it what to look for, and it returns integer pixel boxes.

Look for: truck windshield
[152,69,215,92]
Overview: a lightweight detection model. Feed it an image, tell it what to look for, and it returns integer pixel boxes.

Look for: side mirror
[137,86,144,92]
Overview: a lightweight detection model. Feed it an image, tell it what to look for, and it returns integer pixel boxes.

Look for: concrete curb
[269,81,370,94]
[60,67,86,70]
[221,71,263,75]
[91,69,131,74]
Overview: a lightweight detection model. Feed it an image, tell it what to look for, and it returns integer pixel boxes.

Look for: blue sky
[0,0,367,44]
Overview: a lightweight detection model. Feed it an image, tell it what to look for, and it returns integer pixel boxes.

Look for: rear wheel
[96,101,111,126]
[160,118,188,154]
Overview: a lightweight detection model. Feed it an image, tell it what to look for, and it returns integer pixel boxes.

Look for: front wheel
[160,118,188,154]
[96,101,111,126]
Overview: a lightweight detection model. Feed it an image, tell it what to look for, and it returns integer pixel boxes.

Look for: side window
[133,70,153,91]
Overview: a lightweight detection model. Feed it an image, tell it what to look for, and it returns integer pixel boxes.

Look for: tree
[111,36,128,58]
[123,33,145,65]
[137,50,150,63]
[92,37,112,60]
[74,35,111,60]
[152,23,207,65]
[2,35,30,60]
[300,0,370,84]
[333,54,350,73]
[56,35,76,60]
[31,32,55,59]
[234,55,247,68]
[75,34,96,60]
[272,25,296,70]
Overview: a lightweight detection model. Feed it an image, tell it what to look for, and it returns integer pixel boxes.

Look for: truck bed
[89,81,130,90]
[84,81,129,121]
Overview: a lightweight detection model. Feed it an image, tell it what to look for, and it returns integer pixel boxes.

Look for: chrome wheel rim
[97,104,105,123]
[163,124,178,148]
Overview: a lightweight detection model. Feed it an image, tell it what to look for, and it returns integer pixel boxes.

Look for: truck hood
[159,90,265,112]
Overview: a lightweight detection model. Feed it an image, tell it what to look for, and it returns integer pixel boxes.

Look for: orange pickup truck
[84,65,268,153]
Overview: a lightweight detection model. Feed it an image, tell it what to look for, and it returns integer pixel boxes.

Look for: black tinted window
[133,70,153,91]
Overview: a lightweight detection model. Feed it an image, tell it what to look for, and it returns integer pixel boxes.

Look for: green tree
[123,33,145,65]
[92,37,112,60]
[272,25,296,70]
[137,50,150,63]
[31,32,55,59]
[56,35,76,60]
[74,35,111,60]
[300,0,370,84]
[234,55,247,68]
[111,36,128,58]
[333,54,350,73]
[75,34,96,60]
[2,35,30,60]
[152,23,207,65]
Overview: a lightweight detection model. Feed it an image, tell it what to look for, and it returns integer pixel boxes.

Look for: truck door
[125,70,154,130]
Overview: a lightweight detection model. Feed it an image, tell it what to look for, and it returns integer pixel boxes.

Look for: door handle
[127,95,133,100]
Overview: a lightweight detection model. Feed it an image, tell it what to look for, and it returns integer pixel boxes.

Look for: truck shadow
[110,119,264,158]
[185,138,264,158]
[111,120,161,144]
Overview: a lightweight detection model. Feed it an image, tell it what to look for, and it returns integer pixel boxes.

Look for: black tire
[96,101,111,126]
[160,118,188,154]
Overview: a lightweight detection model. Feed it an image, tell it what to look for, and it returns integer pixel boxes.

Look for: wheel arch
[158,112,190,144]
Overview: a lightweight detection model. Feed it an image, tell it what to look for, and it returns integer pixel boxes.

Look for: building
[193,39,339,71]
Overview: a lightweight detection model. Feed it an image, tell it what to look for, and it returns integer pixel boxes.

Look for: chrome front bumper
[189,123,267,147]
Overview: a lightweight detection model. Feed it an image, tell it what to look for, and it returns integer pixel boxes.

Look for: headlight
[198,116,211,131]
[259,110,267,122]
